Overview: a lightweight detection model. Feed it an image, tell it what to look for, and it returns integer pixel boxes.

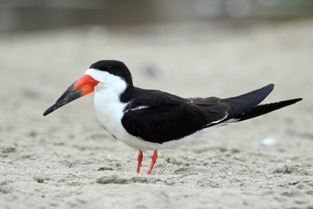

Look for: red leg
[136,151,143,173]
[147,150,158,175]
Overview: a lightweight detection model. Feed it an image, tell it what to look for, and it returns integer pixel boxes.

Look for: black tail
[222,84,302,122]
[223,84,275,119]
[236,98,302,121]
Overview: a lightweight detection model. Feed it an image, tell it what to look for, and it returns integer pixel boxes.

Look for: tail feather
[236,98,302,121]
[204,84,301,128]
[223,84,274,119]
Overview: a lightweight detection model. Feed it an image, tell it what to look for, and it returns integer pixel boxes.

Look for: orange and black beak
[43,75,99,116]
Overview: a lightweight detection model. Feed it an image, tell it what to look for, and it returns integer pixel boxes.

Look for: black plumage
[121,84,301,143]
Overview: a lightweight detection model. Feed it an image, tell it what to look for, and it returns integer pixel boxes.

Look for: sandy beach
[1,19,313,209]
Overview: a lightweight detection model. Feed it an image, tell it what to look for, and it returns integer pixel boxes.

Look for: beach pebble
[261,137,276,146]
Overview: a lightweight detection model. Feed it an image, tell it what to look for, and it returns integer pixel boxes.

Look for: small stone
[98,167,113,171]
[33,177,45,183]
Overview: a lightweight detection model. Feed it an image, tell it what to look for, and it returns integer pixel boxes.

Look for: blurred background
[0,0,312,33]
[1,0,313,32]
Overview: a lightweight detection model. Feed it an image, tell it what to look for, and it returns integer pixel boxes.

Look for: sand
[1,20,313,209]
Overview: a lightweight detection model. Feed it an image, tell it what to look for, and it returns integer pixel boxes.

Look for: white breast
[93,83,126,139]
[94,88,161,151]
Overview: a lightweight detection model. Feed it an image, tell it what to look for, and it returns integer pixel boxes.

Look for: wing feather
[121,84,278,144]
[122,90,228,144]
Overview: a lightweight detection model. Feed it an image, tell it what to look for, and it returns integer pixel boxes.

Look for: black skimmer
[43,60,302,174]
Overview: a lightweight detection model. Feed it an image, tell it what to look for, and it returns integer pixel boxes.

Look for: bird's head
[43,60,132,116]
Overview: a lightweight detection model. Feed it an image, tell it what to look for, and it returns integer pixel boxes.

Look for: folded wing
[122,89,229,143]
[122,84,301,144]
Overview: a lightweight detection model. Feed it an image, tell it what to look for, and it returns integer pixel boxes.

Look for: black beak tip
[43,83,83,117]
[43,105,56,116]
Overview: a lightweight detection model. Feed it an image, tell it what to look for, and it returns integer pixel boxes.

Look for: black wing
[186,84,275,126]
[222,84,275,119]
[203,84,301,126]
[121,89,229,144]
[121,84,301,144]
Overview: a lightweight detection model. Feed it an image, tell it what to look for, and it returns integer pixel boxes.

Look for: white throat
[85,68,128,139]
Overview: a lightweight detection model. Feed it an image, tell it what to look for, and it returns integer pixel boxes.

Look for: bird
[43,60,302,174]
